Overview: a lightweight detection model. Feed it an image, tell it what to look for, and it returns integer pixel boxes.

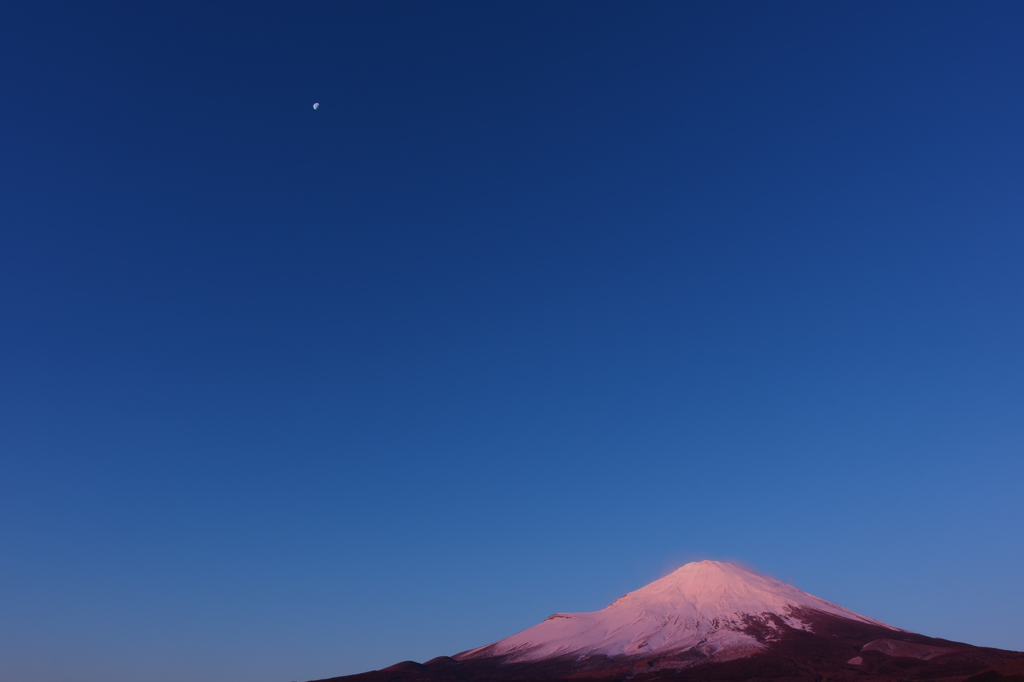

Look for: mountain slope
[455,560,895,663]
[315,561,1023,682]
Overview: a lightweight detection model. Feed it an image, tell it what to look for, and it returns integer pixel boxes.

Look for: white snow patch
[457,560,896,663]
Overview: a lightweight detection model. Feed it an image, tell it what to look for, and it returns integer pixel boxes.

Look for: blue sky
[1,3,1022,682]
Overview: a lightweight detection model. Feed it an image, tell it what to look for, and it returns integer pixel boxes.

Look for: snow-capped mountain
[316,560,1023,682]
[455,560,896,663]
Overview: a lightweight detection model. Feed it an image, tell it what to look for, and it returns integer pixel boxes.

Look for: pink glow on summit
[457,560,897,663]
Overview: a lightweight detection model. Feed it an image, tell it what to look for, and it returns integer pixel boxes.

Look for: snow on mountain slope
[456,560,897,663]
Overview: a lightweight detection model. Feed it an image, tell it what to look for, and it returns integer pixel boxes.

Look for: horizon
[2,2,1023,682]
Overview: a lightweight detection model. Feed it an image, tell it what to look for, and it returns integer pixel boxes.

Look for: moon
[313,102,319,110]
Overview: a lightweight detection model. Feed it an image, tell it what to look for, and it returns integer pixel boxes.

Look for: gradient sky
[1,3,1023,682]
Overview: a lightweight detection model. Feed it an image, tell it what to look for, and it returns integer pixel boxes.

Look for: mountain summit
[318,560,1023,682]
[456,560,895,663]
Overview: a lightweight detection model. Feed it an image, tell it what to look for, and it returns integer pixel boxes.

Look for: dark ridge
[381,662,427,673]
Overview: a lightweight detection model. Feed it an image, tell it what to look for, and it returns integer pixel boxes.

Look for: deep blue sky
[2,2,1023,681]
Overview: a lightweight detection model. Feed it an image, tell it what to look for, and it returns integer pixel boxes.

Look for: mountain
[315,561,1023,682]
[455,561,894,663]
